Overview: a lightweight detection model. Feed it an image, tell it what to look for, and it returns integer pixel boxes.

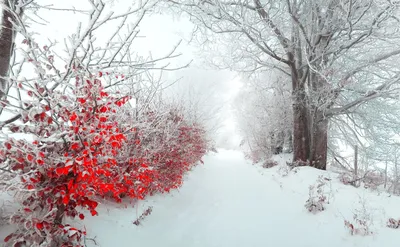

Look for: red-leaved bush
[117,106,208,195]
[2,74,142,246]
[148,123,207,192]
[1,71,209,246]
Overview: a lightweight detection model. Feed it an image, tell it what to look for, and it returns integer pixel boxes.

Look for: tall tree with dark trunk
[0,0,25,99]
[0,0,15,99]
[166,0,400,170]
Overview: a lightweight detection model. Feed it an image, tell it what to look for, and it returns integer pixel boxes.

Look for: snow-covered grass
[2,149,400,246]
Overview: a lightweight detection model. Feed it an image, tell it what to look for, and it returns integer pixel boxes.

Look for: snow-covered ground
[2,149,400,246]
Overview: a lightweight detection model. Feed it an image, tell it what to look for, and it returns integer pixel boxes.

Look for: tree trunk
[354,145,358,183]
[384,160,388,189]
[309,110,328,170]
[394,153,398,195]
[291,80,310,165]
[0,0,16,99]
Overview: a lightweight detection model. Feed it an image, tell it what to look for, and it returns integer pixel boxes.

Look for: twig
[84,235,98,246]
[347,171,371,187]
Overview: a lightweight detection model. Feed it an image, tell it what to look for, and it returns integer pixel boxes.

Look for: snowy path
[78,150,399,247]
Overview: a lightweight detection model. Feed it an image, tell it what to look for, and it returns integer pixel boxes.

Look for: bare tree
[165,0,400,169]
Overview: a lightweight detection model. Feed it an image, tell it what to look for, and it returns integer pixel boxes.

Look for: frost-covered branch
[0,0,187,127]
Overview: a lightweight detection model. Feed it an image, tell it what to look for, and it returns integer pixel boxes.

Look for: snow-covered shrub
[1,74,143,246]
[147,120,207,192]
[304,176,331,213]
[344,217,373,235]
[262,160,278,169]
[338,170,384,190]
[277,165,290,177]
[338,172,354,185]
[1,70,209,246]
[387,218,400,229]
[277,162,299,177]
[116,104,209,195]
[0,2,207,245]
[363,171,385,190]
[344,197,374,236]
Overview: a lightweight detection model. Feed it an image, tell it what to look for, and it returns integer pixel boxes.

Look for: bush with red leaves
[0,8,209,246]
[150,123,207,192]
[1,70,209,246]
[115,105,209,195]
[1,73,157,246]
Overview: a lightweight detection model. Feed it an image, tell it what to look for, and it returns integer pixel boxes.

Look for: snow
[2,149,400,246]
[0,190,14,241]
